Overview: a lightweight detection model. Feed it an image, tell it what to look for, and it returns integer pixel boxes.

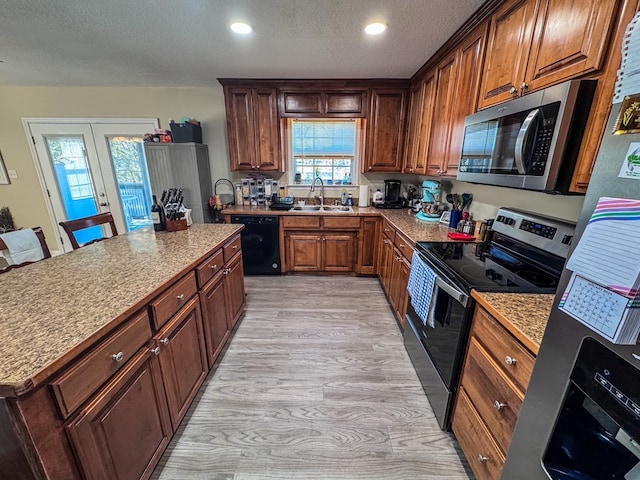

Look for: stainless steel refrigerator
[502,102,640,479]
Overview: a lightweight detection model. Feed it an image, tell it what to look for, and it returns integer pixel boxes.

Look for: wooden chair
[59,212,119,250]
[0,226,52,273]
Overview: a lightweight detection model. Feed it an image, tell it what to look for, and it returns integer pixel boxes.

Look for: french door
[28,120,157,252]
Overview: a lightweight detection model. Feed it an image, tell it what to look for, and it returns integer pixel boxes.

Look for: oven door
[404,254,474,430]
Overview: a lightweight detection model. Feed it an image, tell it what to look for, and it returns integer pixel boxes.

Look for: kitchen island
[0,224,246,480]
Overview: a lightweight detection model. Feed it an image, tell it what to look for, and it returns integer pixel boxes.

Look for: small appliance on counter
[415,180,446,222]
[373,179,405,209]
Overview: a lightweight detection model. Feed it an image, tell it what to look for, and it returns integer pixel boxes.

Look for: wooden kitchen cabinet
[286,232,356,272]
[363,88,409,173]
[403,74,436,175]
[154,296,208,431]
[66,346,172,480]
[223,85,281,172]
[282,215,366,274]
[407,23,486,178]
[452,305,536,480]
[280,90,367,117]
[378,220,413,328]
[356,216,380,275]
[224,252,247,330]
[478,0,618,109]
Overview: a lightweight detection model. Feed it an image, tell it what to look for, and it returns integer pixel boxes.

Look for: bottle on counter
[347,193,354,206]
[151,195,165,231]
[373,188,384,205]
[341,189,348,205]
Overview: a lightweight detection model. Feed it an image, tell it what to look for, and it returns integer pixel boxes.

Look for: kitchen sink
[321,206,354,212]
[289,205,354,213]
[290,205,322,211]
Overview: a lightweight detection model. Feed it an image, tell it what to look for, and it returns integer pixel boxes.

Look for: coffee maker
[375,179,403,209]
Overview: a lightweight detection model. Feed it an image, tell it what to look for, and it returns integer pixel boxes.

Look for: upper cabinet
[223,85,282,172]
[363,88,408,173]
[403,74,436,175]
[280,90,368,117]
[405,23,487,177]
[479,0,619,109]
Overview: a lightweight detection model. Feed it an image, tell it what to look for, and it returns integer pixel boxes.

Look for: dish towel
[407,253,437,328]
[0,229,44,265]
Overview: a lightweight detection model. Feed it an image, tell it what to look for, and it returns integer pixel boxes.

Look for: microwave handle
[514,108,540,175]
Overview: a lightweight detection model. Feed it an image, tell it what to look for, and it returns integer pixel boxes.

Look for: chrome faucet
[309,176,324,206]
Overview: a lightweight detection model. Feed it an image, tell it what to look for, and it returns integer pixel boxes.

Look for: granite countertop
[223,205,460,243]
[0,224,242,397]
[472,291,556,355]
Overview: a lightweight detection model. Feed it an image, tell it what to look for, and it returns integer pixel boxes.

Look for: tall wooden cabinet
[144,143,212,224]
[363,88,408,173]
[222,86,281,172]
[403,74,436,175]
[407,23,487,178]
[478,0,619,109]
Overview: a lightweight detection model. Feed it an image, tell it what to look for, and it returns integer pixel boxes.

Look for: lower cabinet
[452,305,536,480]
[286,232,357,272]
[378,220,413,328]
[154,296,208,431]
[224,252,246,330]
[66,346,172,480]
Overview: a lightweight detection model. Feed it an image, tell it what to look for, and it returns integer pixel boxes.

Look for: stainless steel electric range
[404,207,576,430]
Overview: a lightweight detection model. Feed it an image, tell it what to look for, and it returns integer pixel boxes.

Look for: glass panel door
[44,134,104,246]
[104,135,153,231]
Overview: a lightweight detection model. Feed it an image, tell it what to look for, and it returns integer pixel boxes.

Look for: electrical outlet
[8,170,17,179]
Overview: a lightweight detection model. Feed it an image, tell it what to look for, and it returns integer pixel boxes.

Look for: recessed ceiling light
[230,22,252,34]
[365,23,387,35]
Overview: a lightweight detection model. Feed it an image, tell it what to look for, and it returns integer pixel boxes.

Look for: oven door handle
[433,275,469,307]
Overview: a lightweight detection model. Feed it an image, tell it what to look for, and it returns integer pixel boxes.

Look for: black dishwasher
[230,216,281,275]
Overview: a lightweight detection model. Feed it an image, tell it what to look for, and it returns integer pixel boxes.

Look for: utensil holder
[449,210,462,229]
[165,218,188,232]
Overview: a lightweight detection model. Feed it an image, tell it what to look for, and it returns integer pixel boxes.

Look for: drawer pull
[161,337,170,345]
[210,264,218,270]
[111,352,124,362]
[505,355,517,366]
[176,293,185,301]
[151,347,161,356]
[232,245,238,250]
[398,243,405,248]
[477,454,488,463]
[494,401,506,410]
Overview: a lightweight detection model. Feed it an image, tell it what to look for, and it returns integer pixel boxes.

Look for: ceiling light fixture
[365,22,387,35]
[230,22,253,34]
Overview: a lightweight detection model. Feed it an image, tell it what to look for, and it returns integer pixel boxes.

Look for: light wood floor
[151,275,473,480]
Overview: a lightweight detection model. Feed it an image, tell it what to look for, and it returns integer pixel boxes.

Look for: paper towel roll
[358,185,370,207]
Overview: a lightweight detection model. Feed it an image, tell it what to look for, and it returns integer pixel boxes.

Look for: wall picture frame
[0,150,10,185]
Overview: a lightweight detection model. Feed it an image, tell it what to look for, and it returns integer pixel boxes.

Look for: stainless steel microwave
[456,80,596,193]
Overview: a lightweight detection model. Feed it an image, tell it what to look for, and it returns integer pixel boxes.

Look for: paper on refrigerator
[560,197,640,343]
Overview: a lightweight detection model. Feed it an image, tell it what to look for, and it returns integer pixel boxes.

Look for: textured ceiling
[0,0,487,87]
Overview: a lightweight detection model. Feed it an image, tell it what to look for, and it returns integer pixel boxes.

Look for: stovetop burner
[416,239,564,294]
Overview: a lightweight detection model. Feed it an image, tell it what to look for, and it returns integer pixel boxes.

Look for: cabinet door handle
[505,355,517,366]
[477,454,488,463]
[494,401,506,410]
[509,85,518,96]
[520,82,528,94]
[176,293,185,301]
[368,166,373,171]
[151,347,161,356]
[111,352,124,362]
[161,337,170,345]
